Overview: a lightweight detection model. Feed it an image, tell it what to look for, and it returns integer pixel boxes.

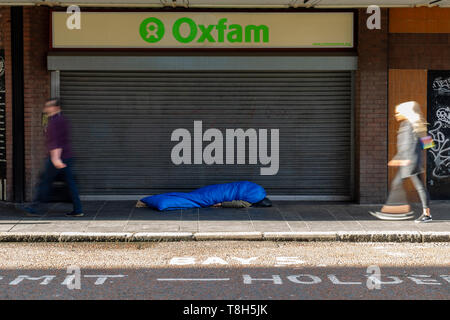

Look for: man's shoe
[23,206,45,217]
[415,214,432,223]
[66,211,84,217]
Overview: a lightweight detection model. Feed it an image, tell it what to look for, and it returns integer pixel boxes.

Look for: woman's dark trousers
[386,171,430,210]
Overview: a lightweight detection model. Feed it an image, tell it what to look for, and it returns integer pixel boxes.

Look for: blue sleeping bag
[140,181,266,211]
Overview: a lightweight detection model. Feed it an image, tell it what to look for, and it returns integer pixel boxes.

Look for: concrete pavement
[0,201,449,242]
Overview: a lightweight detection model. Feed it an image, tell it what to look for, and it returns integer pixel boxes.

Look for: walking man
[24,98,83,217]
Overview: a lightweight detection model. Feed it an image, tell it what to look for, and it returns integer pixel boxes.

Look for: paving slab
[416,223,450,232]
[248,207,291,232]
[251,222,291,232]
[123,224,181,232]
[275,211,309,231]
[198,223,255,233]
[8,223,39,232]
[87,220,129,227]
[359,221,421,231]
[0,201,448,242]
[308,222,364,232]
[130,208,181,221]
[198,208,254,232]
[0,224,17,232]
[179,209,199,232]
[31,226,87,233]
[38,215,95,222]
[198,207,251,221]
[94,201,135,220]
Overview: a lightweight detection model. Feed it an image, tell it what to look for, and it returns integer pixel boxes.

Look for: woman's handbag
[420,135,435,149]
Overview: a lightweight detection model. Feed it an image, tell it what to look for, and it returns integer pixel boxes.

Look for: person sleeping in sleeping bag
[136,181,272,211]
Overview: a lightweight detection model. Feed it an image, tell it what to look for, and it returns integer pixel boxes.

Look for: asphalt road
[0,241,448,300]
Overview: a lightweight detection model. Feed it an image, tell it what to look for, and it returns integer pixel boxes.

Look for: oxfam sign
[52,12,354,49]
[139,17,269,44]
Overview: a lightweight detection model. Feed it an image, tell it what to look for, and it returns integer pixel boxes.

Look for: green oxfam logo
[139,17,165,43]
[139,17,270,44]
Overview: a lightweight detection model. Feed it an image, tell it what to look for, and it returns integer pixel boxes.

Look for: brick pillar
[23,7,50,201]
[0,7,13,202]
[355,8,389,203]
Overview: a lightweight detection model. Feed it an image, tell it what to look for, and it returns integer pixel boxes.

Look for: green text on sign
[140,17,270,44]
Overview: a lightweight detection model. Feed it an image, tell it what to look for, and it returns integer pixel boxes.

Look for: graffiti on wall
[429,106,450,179]
[0,49,6,176]
[427,71,450,199]
[0,49,5,200]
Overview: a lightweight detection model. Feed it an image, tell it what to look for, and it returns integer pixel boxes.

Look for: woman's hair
[395,101,428,134]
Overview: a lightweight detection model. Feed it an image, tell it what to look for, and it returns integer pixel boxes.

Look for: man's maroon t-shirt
[46,112,73,160]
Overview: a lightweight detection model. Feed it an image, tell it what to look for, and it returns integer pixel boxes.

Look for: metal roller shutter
[60,71,352,199]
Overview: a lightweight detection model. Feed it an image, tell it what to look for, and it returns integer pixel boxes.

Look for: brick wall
[0,7,50,202]
[0,7,13,202]
[355,8,389,203]
[390,33,450,69]
[23,6,50,201]
[389,7,450,70]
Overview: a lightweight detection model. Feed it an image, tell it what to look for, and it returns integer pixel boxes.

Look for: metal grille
[60,71,352,198]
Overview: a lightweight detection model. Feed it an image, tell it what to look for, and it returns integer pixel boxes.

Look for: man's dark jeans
[31,158,83,214]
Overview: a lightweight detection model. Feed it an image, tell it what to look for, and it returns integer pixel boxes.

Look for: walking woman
[371,101,432,222]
